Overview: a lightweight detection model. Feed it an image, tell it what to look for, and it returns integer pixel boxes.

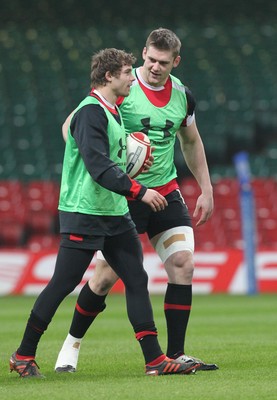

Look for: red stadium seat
[0,199,28,224]
[26,234,60,252]
[27,210,56,234]
[0,222,26,247]
[251,178,277,195]
[179,178,200,199]
[214,178,239,197]
[25,181,59,214]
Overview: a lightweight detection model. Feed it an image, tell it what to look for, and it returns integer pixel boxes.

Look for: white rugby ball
[126,132,151,178]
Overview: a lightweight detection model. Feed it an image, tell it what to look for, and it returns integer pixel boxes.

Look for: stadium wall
[1,248,277,296]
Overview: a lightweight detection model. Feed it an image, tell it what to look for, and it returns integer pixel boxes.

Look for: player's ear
[105,71,113,82]
[142,47,147,60]
[173,55,181,68]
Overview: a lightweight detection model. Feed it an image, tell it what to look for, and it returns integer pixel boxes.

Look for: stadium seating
[0,180,59,248]
[0,177,276,250]
[26,233,61,252]
[0,222,26,248]
[180,177,277,250]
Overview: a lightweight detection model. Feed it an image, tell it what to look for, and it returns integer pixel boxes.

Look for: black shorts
[60,233,105,250]
[60,225,138,251]
[128,189,192,239]
[59,211,136,250]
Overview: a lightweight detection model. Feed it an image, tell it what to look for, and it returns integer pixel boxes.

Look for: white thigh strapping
[154,226,194,263]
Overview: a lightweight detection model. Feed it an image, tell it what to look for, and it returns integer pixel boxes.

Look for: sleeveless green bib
[59,96,129,216]
[120,71,188,187]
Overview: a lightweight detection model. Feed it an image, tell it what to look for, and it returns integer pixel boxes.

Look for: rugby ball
[126,132,151,178]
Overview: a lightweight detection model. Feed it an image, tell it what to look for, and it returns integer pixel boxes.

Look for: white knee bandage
[154,226,194,263]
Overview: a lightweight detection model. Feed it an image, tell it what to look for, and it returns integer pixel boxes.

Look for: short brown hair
[90,48,136,87]
[145,28,181,58]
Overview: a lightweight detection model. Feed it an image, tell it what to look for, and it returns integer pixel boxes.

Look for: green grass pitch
[0,294,276,400]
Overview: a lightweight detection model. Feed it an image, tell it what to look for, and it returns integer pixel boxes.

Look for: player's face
[112,65,135,97]
[141,46,181,87]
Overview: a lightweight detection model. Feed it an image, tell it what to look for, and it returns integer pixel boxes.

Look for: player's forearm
[95,165,147,199]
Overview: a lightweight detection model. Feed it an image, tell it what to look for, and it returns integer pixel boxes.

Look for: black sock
[164,283,192,357]
[69,282,106,338]
[17,311,48,357]
[134,322,163,364]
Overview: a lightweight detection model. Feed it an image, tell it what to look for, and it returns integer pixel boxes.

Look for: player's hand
[193,192,214,226]
[141,147,155,173]
[141,188,168,212]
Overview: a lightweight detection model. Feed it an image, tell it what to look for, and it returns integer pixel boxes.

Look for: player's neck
[93,88,116,108]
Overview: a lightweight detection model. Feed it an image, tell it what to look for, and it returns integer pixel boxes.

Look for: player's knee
[125,268,149,293]
[139,269,149,287]
[166,250,194,282]
[51,271,84,295]
[180,250,194,268]
[172,250,194,269]
[89,275,117,295]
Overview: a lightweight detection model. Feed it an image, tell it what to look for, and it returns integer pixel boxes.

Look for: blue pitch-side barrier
[233,151,258,295]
